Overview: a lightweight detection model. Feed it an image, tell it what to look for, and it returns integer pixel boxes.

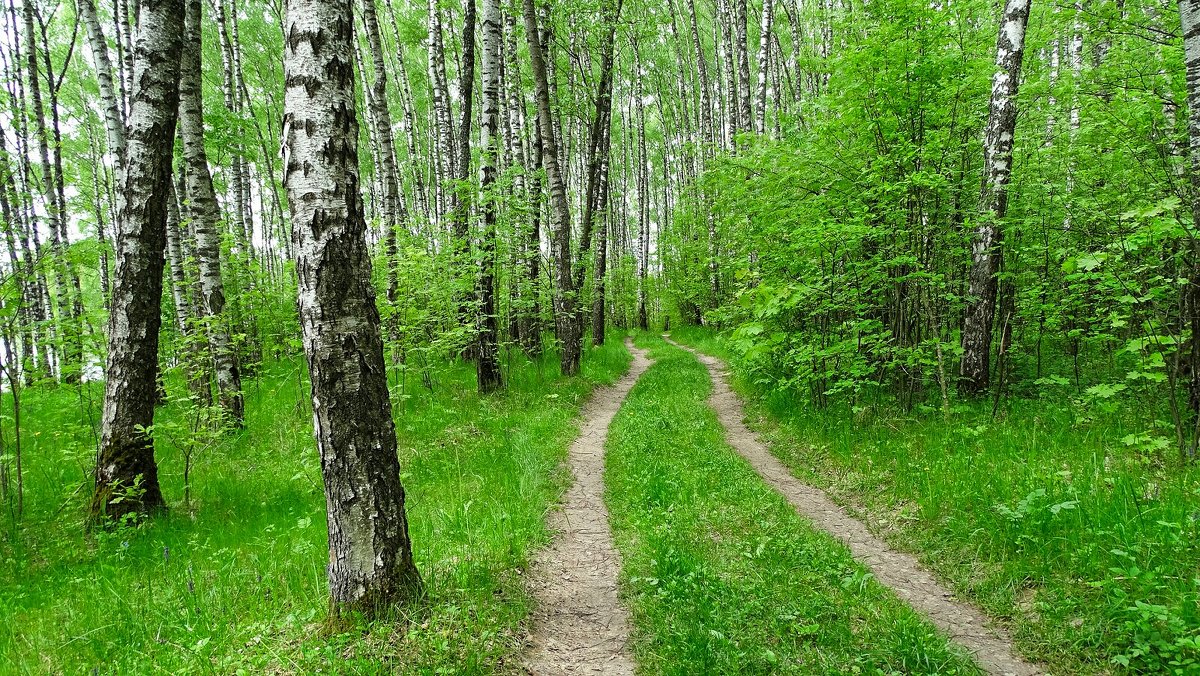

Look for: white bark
[180,0,244,424]
[960,0,1030,395]
[94,0,185,519]
[755,0,774,135]
[282,0,421,608]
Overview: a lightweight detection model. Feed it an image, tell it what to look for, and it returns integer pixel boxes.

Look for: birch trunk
[214,0,251,253]
[180,0,245,424]
[476,0,503,392]
[361,0,403,314]
[508,13,542,354]
[92,0,184,521]
[454,0,477,329]
[523,0,580,375]
[1178,0,1200,442]
[635,42,649,330]
[114,0,134,116]
[283,0,422,611]
[734,0,752,136]
[574,0,622,310]
[591,123,611,346]
[717,0,737,147]
[959,0,1030,395]
[428,0,458,224]
[686,0,714,145]
[22,0,81,383]
[79,0,126,165]
[755,0,774,135]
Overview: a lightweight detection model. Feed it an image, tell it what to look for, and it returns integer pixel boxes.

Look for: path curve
[523,338,652,675]
[665,336,1045,676]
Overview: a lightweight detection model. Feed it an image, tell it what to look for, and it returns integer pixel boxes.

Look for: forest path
[522,338,652,675]
[664,335,1046,676]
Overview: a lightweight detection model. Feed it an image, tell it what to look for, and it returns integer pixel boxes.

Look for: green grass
[0,340,631,674]
[667,325,1200,674]
[604,334,981,674]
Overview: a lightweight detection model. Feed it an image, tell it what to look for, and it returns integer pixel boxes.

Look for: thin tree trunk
[1178,0,1200,453]
[22,0,81,383]
[636,40,649,331]
[361,0,404,358]
[959,0,1030,395]
[476,0,503,392]
[179,0,244,424]
[166,178,213,405]
[283,0,422,611]
[523,0,580,375]
[428,0,457,225]
[573,0,622,310]
[755,0,774,134]
[591,123,611,346]
[92,0,184,521]
[113,0,134,116]
[213,0,251,254]
[686,0,714,145]
[734,0,751,136]
[453,0,477,330]
[506,11,541,354]
[79,0,126,164]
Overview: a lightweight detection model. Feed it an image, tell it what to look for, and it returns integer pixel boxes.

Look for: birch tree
[1178,0,1200,431]
[523,0,581,375]
[282,0,422,611]
[179,0,245,424]
[92,0,185,521]
[476,0,503,392]
[79,0,126,165]
[959,0,1031,395]
[361,0,404,306]
[754,0,774,135]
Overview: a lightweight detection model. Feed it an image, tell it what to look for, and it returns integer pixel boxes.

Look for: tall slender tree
[523,0,581,375]
[959,0,1031,395]
[92,0,185,521]
[476,0,503,392]
[282,0,422,611]
[179,0,245,424]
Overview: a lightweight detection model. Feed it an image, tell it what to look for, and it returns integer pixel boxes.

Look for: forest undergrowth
[0,341,630,674]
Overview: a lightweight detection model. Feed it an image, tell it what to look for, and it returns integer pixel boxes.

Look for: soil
[522,339,653,675]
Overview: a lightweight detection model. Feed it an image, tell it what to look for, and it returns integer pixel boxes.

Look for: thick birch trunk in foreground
[282,0,422,611]
[959,0,1030,395]
[179,0,244,425]
[523,0,581,376]
[92,0,184,521]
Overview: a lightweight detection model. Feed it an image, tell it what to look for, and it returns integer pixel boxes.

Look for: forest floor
[522,338,651,674]
[666,326,1200,675]
[662,335,1040,675]
[3,332,1193,673]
